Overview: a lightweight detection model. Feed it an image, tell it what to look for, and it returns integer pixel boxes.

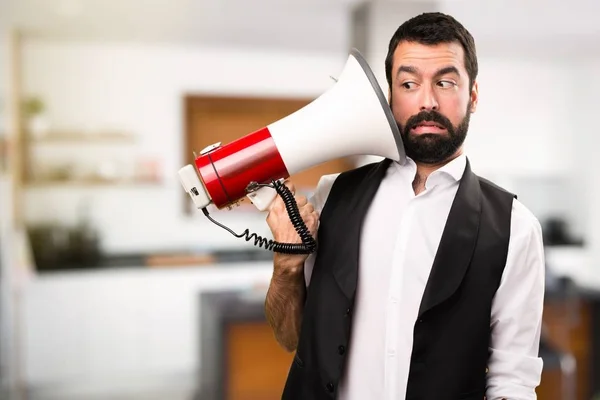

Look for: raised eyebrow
[396,65,460,80]
[435,66,460,78]
[396,65,419,79]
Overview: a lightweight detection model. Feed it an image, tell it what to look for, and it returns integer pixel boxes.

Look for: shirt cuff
[486,347,543,400]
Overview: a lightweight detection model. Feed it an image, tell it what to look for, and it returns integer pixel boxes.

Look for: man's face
[389,41,478,164]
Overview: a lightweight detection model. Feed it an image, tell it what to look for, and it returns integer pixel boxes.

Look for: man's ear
[470,81,479,113]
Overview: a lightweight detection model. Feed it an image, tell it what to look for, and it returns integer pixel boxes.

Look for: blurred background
[0,0,599,399]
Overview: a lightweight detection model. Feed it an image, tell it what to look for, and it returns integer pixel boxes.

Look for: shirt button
[326,382,335,392]
[338,345,346,355]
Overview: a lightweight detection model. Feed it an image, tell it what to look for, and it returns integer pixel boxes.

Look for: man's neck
[411,149,463,195]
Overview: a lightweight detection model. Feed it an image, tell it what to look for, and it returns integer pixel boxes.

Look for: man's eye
[438,80,456,88]
[402,82,417,90]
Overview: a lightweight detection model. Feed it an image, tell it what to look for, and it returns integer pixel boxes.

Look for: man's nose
[419,86,439,111]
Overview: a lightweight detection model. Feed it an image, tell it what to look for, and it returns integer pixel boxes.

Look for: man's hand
[266,179,319,266]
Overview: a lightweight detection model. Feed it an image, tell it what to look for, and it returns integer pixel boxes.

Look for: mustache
[404,110,454,133]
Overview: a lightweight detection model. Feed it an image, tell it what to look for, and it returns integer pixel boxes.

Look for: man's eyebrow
[395,65,460,79]
[396,65,419,79]
[435,66,460,78]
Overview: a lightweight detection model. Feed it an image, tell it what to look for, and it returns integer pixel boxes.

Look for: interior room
[0,0,599,399]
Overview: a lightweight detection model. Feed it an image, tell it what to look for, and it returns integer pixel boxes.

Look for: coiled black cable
[201,179,318,254]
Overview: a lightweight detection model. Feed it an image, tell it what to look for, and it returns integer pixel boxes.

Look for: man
[264,12,545,400]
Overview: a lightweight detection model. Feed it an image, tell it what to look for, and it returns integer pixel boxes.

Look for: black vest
[281,158,516,400]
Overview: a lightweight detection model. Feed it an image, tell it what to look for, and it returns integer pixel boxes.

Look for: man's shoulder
[309,173,340,213]
[309,159,390,211]
[332,158,389,184]
[474,173,541,234]
[475,175,516,199]
[317,158,389,188]
[511,197,543,236]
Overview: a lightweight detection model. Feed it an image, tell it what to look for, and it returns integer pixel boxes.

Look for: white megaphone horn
[178,48,405,253]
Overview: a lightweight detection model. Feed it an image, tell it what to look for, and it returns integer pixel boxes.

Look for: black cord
[202,180,318,254]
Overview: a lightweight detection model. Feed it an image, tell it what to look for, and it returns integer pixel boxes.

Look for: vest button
[338,345,346,355]
[344,308,351,317]
[326,382,335,392]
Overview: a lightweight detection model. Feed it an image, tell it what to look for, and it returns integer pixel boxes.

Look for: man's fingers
[295,195,308,207]
[303,203,315,213]
[267,194,285,214]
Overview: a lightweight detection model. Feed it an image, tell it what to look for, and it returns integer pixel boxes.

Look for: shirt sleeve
[486,199,546,399]
[303,173,340,287]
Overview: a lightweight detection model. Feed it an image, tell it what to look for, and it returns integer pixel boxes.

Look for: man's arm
[265,254,307,352]
[263,180,319,352]
[486,200,546,399]
[264,174,338,352]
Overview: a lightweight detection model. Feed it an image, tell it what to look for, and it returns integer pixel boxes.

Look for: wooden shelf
[30,132,136,143]
[25,178,162,188]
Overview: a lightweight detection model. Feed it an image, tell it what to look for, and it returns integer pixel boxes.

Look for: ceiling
[1,0,599,56]
[1,0,358,52]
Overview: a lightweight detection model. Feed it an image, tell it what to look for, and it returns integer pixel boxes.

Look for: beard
[395,102,472,164]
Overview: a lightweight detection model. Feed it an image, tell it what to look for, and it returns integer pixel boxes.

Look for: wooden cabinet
[537,298,592,400]
[198,290,294,400]
[225,321,293,400]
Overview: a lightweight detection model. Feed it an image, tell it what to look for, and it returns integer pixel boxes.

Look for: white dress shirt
[304,155,545,400]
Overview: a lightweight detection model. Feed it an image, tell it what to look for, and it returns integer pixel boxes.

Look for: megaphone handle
[246,184,279,211]
[270,179,318,253]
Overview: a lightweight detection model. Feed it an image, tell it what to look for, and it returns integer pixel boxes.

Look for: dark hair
[385,12,478,90]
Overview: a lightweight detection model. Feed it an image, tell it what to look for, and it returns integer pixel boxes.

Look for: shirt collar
[433,154,467,182]
[397,154,467,190]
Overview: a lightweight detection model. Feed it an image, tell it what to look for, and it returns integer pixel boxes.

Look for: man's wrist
[273,256,305,283]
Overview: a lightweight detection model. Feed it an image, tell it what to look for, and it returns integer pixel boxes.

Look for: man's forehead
[394,41,465,71]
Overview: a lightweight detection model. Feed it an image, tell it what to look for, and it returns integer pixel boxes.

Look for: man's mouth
[410,121,447,134]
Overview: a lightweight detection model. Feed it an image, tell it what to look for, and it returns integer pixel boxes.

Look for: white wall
[467,57,585,236]
[574,59,600,263]
[590,61,600,268]
[21,40,347,254]
[464,57,574,179]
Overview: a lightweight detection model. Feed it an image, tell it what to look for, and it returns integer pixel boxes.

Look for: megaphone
[179,48,405,253]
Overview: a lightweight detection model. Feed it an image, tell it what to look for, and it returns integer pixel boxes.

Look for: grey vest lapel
[418,158,482,317]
